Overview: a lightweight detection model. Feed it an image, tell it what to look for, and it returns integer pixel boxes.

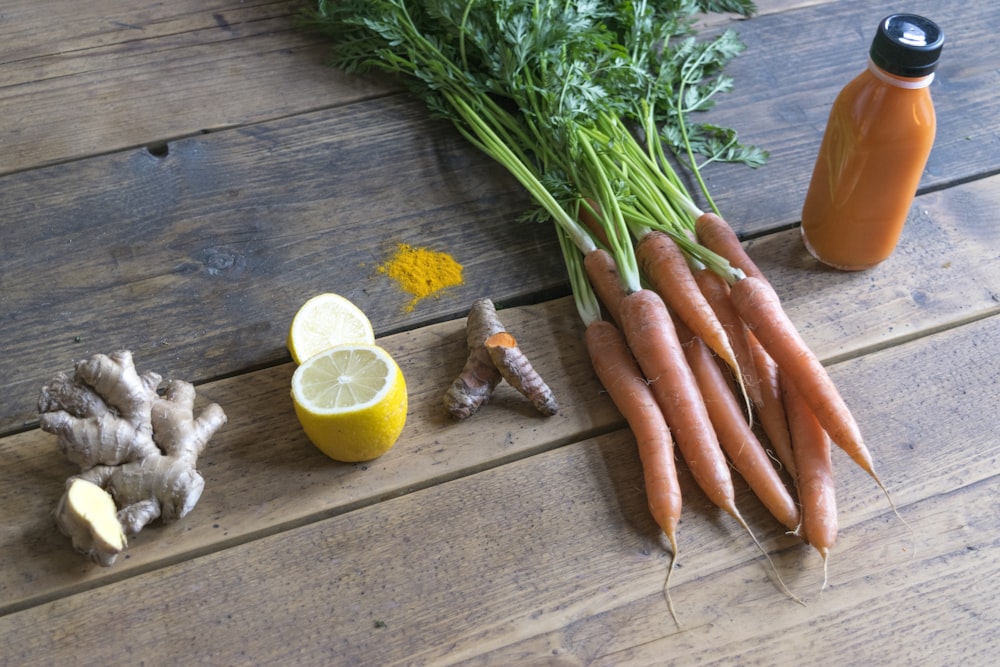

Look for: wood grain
[4,165,998,436]
[2,1,998,664]
[0,0,397,176]
[1,314,996,665]
[4,165,999,607]
[5,0,998,435]
[0,95,548,434]
[0,298,614,612]
[0,0,802,174]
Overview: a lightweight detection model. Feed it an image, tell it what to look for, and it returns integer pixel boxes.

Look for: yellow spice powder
[378,243,464,312]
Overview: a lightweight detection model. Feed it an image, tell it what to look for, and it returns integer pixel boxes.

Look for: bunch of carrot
[308,0,888,604]
[553,112,890,589]
[563,196,883,593]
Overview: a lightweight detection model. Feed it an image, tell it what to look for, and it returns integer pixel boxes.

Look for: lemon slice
[287,293,376,364]
[291,344,408,462]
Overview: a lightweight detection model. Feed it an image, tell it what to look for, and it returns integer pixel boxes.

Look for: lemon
[291,344,408,462]
[287,293,376,364]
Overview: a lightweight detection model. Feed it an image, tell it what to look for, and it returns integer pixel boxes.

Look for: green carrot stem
[447,94,596,254]
[558,226,603,328]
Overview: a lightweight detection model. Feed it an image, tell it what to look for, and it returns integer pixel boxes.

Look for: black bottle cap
[870,14,944,78]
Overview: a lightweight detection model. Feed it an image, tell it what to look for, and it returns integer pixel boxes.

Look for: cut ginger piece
[58,478,127,565]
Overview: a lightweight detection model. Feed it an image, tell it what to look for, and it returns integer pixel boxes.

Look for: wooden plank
[0,298,615,612]
[692,0,834,29]
[0,0,807,175]
[0,0,396,175]
[478,481,998,667]
[0,94,549,435]
[3,0,997,202]
[2,1,299,58]
[1,315,997,665]
[0,0,810,63]
[4,176,1000,608]
[3,150,999,437]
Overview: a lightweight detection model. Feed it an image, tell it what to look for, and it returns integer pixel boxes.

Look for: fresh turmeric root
[443,298,505,419]
[38,350,227,566]
[443,299,558,419]
[485,331,558,416]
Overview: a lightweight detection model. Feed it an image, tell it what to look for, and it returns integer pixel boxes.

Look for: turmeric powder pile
[377,243,464,312]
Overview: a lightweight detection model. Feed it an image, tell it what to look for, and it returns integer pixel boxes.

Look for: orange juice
[800,15,944,270]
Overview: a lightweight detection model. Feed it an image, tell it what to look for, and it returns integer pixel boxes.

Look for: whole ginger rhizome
[37,350,227,566]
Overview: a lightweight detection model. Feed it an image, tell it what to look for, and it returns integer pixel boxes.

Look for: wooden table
[2,1,998,664]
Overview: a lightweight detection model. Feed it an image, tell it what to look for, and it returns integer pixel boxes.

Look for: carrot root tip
[731,506,806,607]
[663,548,681,629]
[818,548,830,590]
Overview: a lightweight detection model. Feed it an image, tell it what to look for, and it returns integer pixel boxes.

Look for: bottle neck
[867,56,935,89]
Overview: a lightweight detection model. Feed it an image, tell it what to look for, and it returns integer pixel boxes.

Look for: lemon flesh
[287,293,375,364]
[291,345,407,462]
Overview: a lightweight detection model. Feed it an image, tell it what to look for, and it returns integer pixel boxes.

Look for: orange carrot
[618,288,737,516]
[585,318,682,618]
[636,231,741,383]
[692,266,762,408]
[693,213,797,474]
[694,212,768,284]
[620,289,802,603]
[695,275,796,482]
[585,320,681,544]
[577,198,610,248]
[749,332,796,483]
[675,317,800,531]
[784,376,837,583]
[729,276,880,486]
[583,248,626,327]
[612,287,801,603]
[694,213,796,480]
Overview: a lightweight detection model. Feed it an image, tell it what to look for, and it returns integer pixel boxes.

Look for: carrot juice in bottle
[800,14,944,270]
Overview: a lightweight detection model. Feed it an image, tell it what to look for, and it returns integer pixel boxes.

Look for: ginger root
[38,350,227,566]
[443,299,558,419]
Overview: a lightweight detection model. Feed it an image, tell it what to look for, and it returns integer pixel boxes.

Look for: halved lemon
[291,344,407,462]
[287,293,376,365]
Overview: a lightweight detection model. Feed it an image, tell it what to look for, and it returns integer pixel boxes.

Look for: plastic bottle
[800,14,944,270]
